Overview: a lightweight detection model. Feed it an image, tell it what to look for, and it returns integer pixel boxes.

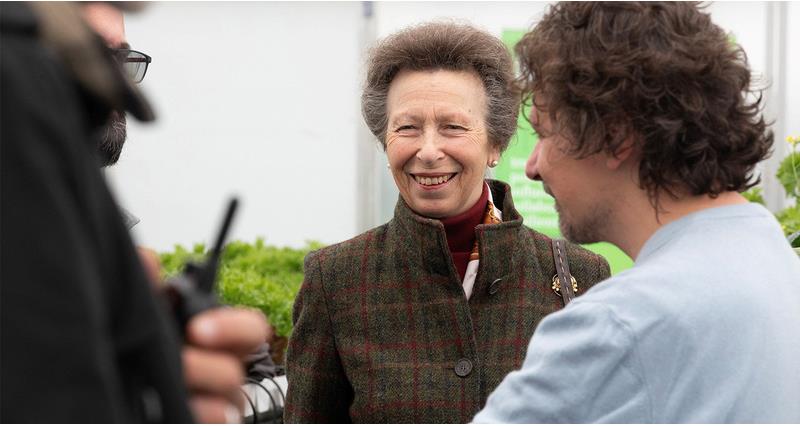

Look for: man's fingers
[190,395,242,424]
[186,307,271,356]
[183,346,244,395]
[136,247,163,289]
[183,308,270,423]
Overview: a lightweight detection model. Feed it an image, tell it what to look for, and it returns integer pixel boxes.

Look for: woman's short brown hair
[362,22,519,152]
[516,2,773,202]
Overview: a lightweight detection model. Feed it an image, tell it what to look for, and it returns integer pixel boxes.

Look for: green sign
[497,29,633,275]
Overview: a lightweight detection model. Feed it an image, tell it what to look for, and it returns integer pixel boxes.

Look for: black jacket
[0,3,191,422]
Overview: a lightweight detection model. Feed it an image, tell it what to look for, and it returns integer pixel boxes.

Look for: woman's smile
[410,172,458,190]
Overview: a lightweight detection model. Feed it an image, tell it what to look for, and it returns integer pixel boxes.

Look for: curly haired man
[474,2,800,423]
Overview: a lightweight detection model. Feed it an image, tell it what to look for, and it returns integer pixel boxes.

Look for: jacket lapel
[385,179,524,296]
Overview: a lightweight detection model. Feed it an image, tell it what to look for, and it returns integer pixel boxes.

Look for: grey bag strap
[551,239,577,305]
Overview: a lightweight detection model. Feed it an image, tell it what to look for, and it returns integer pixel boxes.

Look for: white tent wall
[107,1,797,252]
[106,2,364,251]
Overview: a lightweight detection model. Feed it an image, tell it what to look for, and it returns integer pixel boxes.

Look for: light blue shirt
[474,203,800,423]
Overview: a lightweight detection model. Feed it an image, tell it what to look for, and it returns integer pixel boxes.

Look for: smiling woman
[385,69,498,219]
[284,21,612,423]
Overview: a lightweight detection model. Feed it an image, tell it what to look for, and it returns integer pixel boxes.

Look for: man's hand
[136,248,272,423]
[136,247,162,287]
[184,308,271,423]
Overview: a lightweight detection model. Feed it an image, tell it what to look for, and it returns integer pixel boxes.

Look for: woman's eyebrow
[434,111,473,124]
[390,111,474,126]
[440,114,470,122]
[389,113,420,125]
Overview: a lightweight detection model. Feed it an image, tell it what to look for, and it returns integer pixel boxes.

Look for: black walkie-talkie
[165,197,238,334]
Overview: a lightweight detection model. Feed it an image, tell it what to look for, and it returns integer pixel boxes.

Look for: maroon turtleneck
[440,184,489,281]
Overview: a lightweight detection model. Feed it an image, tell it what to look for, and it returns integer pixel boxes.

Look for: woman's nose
[416,131,445,164]
[525,142,542,181]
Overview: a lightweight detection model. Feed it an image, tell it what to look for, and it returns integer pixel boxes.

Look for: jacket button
[454,358,473,377]
[488,278,503,295]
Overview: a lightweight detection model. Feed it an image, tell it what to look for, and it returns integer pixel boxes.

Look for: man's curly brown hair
[516,2,773,203]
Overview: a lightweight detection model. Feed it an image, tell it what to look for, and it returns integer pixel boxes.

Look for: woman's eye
[396,125,416,132]
[444,124,467,131]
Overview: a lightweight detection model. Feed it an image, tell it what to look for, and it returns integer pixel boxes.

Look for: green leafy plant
[742,187,765,204]
[160,238,323,338]
[777,136,800,239]
[777,136,800,198]
[743,136,799,256]
[788,231,800,249]
[777,152,800,199]
[777,205,800,239]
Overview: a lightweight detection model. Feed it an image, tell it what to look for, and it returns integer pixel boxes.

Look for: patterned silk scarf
[462,188,503,299]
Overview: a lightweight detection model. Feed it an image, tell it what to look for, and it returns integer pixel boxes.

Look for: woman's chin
[407,199,459,219]
[403,177,484,219]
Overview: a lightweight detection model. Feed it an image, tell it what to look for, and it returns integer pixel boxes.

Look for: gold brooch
[551,274,578,297]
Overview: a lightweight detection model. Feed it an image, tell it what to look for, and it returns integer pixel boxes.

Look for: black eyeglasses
[110,48,152,83]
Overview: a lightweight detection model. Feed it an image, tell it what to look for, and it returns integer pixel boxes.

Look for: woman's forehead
[387,70,487,119]
[389,69,484,97]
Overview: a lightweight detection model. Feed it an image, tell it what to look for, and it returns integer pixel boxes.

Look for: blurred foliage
[777,205,800,241]
[741,187,765,204]
[747,136,799,244]
[777,137,800,240]
[788,231,800,249]
[160,238,323,337]
[777,151,800,200]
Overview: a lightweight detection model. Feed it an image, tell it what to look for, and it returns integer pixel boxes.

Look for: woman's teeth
[414,174,452,186]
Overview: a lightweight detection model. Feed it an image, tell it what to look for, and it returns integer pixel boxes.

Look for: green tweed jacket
[285,180,610,423]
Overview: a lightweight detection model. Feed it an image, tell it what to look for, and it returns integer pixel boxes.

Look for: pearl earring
[489,160,499,167]
[387,163,391,169]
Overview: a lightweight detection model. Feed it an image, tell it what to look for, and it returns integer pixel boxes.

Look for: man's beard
[97,110,127,167]
[553,196,611,245]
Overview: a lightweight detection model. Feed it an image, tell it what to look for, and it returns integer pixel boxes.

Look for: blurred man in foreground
[81,0,281,396]
[82,2,145,230]
[0,2,268,422]
[474,2,800,422]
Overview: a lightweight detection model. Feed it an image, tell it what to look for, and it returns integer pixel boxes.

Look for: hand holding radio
[137,198,271,423]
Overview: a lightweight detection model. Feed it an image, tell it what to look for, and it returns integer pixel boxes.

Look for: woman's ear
[488,144,501,167]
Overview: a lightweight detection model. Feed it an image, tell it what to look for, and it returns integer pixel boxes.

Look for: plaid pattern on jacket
[285,180,611,423]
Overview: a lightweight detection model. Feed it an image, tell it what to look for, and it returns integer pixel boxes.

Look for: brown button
[488,278,503,295]
[454,358,473,377]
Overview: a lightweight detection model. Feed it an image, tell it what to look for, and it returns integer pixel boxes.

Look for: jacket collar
[388,179,524,285]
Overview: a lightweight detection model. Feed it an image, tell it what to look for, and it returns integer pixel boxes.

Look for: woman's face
[385,69,499,219]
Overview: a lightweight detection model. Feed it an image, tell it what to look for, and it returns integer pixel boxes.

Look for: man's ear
[606,125,637,170]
